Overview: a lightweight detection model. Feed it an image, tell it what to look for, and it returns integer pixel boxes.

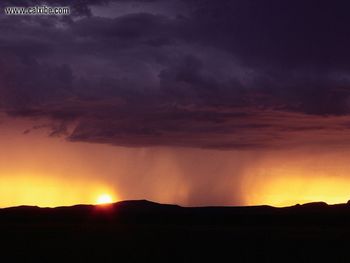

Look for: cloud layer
[2,0,350,149]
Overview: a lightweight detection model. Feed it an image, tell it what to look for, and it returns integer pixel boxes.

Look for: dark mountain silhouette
[1,200,350,262]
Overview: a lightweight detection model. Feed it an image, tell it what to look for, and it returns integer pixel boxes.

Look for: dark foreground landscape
[1,200,350,262]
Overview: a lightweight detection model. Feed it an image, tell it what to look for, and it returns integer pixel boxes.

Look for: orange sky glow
[2,116,350,208]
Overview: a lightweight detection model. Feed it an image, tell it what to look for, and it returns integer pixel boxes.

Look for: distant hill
[2,200,350,262]
[1,199,350,222]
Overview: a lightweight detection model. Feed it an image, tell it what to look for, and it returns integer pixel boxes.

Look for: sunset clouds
[2,1,350,150]
[2,1,350,207]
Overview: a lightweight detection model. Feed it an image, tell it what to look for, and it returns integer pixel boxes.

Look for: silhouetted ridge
[2,200,350,263]
[0,200,350,225]
[114,199,180,209]
[299,201,328,208]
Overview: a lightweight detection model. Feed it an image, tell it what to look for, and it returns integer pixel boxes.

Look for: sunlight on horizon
[244,175,350,207]
[0,175,118,208]
[96,193,114,205]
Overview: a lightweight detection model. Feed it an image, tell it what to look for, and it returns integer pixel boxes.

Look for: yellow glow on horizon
[0,175,117,208]
[245,175,350,207]
[96,194,113,205]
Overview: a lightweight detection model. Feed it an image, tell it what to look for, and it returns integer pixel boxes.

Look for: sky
[2,0,350,207]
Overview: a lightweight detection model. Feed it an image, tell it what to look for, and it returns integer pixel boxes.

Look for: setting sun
[96,194,113,205]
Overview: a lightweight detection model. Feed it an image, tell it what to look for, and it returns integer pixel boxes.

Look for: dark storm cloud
[2,0,350,149]
[186,0,350,69]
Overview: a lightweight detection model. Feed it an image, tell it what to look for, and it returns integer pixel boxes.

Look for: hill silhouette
[1,200,350,262]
